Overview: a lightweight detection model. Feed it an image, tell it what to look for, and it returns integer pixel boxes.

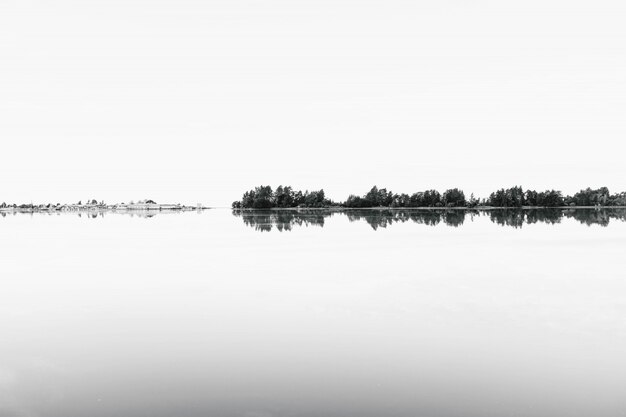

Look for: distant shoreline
[0,203,211,213]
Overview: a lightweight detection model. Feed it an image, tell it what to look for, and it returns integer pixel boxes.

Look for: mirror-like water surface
[1,209,625,417]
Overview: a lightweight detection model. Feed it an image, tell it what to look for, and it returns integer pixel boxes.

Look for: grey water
[1,209,626,417]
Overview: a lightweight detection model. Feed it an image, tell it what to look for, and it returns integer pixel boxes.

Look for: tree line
[231,185,332,209]
[232,185,626,209]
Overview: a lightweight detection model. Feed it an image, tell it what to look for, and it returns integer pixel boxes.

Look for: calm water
[1,209,626,417]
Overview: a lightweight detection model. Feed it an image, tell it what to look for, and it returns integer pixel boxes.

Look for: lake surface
[1,208,626,417]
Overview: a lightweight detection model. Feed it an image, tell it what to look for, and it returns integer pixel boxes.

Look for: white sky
[1,0,625,206]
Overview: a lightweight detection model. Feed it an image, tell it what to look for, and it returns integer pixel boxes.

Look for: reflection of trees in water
[524,209,562,225]
[442,211,468,227]
[4,207,625,228]
[408,211,442,227]
[233,208,626,231]
[346,210,402,230]
[345,209,469,229]
[489,210,528,228]
[562,209,626,227]
[235,209,474,231]
[489,208,626,228]
[233,210,329,232]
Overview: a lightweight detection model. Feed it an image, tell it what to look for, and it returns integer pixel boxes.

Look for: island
[0,199,209,214]
[232,185,626,209]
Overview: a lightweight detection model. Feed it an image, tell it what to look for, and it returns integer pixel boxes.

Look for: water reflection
[3,208,626,228]
[345,209,475,229]
[0,208,202,219]
[233,209,331,232]
[488,209,564,228]
[233,208,626,231]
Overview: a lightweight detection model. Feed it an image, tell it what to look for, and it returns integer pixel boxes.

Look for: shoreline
[0,204,212,213]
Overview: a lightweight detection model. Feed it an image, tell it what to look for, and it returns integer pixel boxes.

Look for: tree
[365,186,380,207]
[467,193,479,207]
[409,192,424,207]
[525,190,538,206]
[422,190,441,207]
[345,194,365,208]
[391,193,410,207]
[571,187,610,206]
[293,190,304,206]
[275,185,295,208]
[537,190,563,207]
[251,186,274,209]
[442,188,466,207]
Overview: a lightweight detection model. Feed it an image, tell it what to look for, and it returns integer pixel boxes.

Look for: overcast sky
[1,0,625,206]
